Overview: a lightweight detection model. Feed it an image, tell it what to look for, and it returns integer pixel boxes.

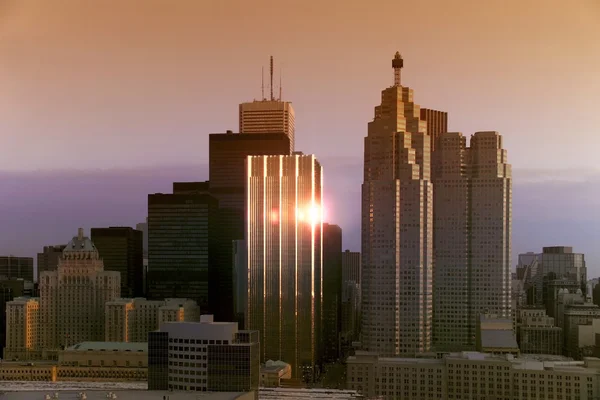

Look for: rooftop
[0,391,249,400]
[66,342,147,353]
[480,330,519,349]
[259,388,363,399]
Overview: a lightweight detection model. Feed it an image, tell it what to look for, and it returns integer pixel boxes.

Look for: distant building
[136,220,148,256]
[147,184,219,312]
[564,303,600,359]
[148,315,259,397]
[419,108,448,152]
[0,277,34,359]
[341,250,361,285]
[239,96,295,150]
[105,297,200,342]
[4,297,39,360]
[516,307,563,355]
[91,227,144,298]
[347,351,600,400]
[260,360,292,387]
[35,229,120,355]
[37,245,67,275]
[0,256,34,282]
[476,314,519,356]
[245,154,323,381]
[322,223,342,363]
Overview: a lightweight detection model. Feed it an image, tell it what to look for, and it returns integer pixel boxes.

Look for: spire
[392,51,403,86]
[270,55,274,101]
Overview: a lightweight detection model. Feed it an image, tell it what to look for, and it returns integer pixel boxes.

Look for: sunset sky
[1,0,599,273]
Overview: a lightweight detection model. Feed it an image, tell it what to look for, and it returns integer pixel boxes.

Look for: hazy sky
[1,0,600,273]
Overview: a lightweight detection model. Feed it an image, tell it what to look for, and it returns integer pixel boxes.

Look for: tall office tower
[147,183,218,312]
[148,315,260,396]
[208,132,291,322]
[0,256,34,282]
[342,250,361,284]
[39,229,120,350]
[135,220,148,256]
[246,154,323,381]
[433,131,512,350]
[91,227,144,298]
[37,245,67,275]
[233,239,248,328]
[239,56,295,150]
[322,223,342,362]
[361,53,433,356]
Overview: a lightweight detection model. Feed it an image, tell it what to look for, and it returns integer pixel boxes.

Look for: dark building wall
[0,256,34,282]
[148,331,169,390]
[208,132,291,322]
[322,223,343,362]
[37,245,67,276]
[91,227,144,298]
[420,108,448,153]
[147,190,218,312]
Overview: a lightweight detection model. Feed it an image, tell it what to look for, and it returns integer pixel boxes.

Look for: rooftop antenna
[279,67,282,101]
[261,66,265,100]
[392,51,403,87]
[270,55,274,101]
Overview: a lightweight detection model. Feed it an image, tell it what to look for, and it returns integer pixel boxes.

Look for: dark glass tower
[208,131,291,322]
[322,223,342,362]
[91,227,144,298]
[147,184,219,311]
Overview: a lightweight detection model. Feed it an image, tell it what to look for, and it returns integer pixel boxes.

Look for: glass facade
[148,331,169,390]
[246,154,323,381]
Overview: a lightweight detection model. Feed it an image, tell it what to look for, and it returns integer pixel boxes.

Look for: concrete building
[208,131,292,322]
[517,307,563,355]
[147,184,218,312]
[0,256,34,282]
[105,297,200,342]
[0,277,34,358]
[0,391,254,400]
[564,303,600,359]
[476,314,519,356]
[341,250,361,285]
[323,223,342,363]
[148,315,259,397]
[91,227,144,298]
[37,245,67,275]
[36,229,120,353]
[433,131,512,350]
[260,360,292,387]
[347,351,600,400]
[245,154,323,381]
[4,297,39,360]
[361,52,433,356]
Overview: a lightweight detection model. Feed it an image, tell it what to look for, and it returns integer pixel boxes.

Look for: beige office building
[245,154,323,380]
[105,297,200,342]
[239,100,295,150]
[5,297,39,360]
[517,307,563,355]
[347,351,600,400]
[433,131,512,350]
[361,53,433,356]
[38,229,121,350]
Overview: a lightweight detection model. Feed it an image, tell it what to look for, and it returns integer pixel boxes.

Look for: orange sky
[0,0,599,172]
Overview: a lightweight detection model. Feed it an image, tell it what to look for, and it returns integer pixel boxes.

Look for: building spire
[392,51,403,86]
[270,55,274,101]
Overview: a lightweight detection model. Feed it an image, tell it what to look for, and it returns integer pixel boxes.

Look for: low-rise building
[260,360,292,387]
[476,314,519,356]
[347,351,600,399]
[148,315,259,397]
[517,307,563,355]
[4,297,39,361]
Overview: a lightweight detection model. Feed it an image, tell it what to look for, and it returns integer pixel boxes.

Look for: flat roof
[66,342,148,352]
[0,391,248,400]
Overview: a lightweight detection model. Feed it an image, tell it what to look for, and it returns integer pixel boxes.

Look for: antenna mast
[279,67,282,100]
[261,66,265,100]
[270,55,274,101]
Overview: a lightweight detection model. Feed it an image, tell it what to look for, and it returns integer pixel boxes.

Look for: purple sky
[0,1,599,276]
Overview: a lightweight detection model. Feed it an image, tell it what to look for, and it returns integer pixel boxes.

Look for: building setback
[245,154,323,381]
[361,53,433,356]
[91,227,144,298]
[208,132,291,322]
[0,256,34,282]
[432,131,512,350]
[322,223,342,362]
[147,184,218,313]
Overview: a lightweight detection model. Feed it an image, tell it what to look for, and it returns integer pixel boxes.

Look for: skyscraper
[91,226,144,298]
[208,131,291,322]
[245,153,323,381]
[433,131,512,350]
[147,183,219,312]
[322,223,342,362]
[239,56,295,149]
[38,229,120,351]
[361,53,433,356]
[342,250,361,285]
[37,245,67,275]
